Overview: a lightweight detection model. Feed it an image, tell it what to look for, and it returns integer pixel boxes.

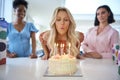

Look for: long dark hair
[94,5,115,26]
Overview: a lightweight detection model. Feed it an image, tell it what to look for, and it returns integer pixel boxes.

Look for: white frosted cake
[48,54,77,75]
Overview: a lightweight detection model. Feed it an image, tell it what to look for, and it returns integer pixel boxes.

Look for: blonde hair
[47,7,80,56]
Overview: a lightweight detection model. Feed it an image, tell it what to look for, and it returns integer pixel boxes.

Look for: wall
[75,19,120,34]
[4,0,12,22]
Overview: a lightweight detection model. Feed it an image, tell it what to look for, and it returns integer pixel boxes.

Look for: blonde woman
[39,7,84,60]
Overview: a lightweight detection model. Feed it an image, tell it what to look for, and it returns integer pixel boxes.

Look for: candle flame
[63,44,64,47]
[69,43,71,48]
[60,43,64,48]
[54,43,56,46]
[56,43,58,47]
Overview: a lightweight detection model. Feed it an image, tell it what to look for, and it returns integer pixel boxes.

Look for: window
[65,0,120,15]
[0,0,12,22]
[64,0,120,33]
[0,0,5,17]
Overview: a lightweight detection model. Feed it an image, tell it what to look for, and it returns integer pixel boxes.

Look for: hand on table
[30,53,37,58]
[84,52,102,59]
[7,53,17,58]
[41,55,48,60]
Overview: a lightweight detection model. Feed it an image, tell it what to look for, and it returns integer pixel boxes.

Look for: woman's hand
[30,53,37,58]
[76,54,85,59]
[84,52,102,59]
[7,53,17,58]
[41,55,48,60]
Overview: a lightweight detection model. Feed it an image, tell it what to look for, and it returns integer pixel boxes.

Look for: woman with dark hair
[94,5,115,26]
[82,5,119,59]
[7,0,38,58]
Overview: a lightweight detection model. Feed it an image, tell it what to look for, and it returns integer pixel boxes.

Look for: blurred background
[0,0,120,50]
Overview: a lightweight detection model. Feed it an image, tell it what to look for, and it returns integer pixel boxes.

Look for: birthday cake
[48,54,77,75]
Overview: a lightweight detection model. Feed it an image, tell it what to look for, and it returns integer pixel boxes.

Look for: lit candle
[56,43,59,47]
[54,43,56,56]
[60,43,64,55]
[54,43,59,56]
[56,43,59,55]
[69,43,71,48]
[63,44,64,48]
[63,44,64,55]
[68,43,71,55]
[60,43,62,48]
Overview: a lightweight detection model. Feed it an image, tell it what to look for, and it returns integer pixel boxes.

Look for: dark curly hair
[13,0,28,9]
[94,5,115,26]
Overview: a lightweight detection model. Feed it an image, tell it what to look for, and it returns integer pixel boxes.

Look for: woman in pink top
[82,5,119,59]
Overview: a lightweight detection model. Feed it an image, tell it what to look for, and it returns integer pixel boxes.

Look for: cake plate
[43,67,83,77]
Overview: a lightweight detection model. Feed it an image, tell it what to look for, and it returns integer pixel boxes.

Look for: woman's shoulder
[25,22,34,27]
[8,22,13,26]
[76,31,84,42]
[7,23,14,30]
[40,30,50,41]
[110,26,118,32]
[76,31,84,36]
[25,22,36,27]
[40,30,50,36]
[107,25,119,35]
[25,22,38,32]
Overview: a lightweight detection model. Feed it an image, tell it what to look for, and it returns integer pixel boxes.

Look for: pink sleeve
[82,28,95,53]
[110,30,119,47]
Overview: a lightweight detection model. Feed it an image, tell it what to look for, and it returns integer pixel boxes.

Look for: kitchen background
[0,0,120,51]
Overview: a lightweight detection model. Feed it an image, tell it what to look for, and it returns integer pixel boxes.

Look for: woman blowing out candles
[39,7,84,60]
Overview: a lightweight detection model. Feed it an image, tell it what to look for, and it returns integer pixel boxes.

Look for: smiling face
[96,8,110,23]
[14,5,27,20]
[55,10,70,36]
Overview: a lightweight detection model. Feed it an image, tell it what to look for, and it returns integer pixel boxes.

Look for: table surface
[0,57,120,80]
